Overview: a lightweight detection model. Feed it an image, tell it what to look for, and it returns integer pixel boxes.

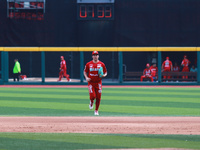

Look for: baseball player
[84,51,107,116]
[181,55,191,79]
[141,63,154,82]
[150,63,158,82]
[58,56,71,82]
[162,57,173,79]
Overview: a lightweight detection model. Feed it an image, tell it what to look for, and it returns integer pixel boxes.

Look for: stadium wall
[0,0,199,84]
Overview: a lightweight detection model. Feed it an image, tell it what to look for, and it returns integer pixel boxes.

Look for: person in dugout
[162,57,173,79]
[141,63,153,82]
[173,62,180,79]
[150,63,158,82]
[57,56,71,82]
[181,55,191,79]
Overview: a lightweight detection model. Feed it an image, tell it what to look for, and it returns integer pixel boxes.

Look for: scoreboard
[7,0,114,21]
[7,0,45,20]
[77,0,114,20]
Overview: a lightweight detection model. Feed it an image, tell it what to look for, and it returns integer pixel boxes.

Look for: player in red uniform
[140,63,153,82]
[150,63,158,82]
[162,57,173,79]
[181,55,191,79]
[58,56,70,82]
[84,51,107,116]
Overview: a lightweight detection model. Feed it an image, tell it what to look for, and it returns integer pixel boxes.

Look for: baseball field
[0,85,200,150]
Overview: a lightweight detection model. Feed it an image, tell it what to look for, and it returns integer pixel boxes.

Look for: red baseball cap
[92,51,99,55]
[146,63,150,67]
[166,57,169,60]
[60,56,64,59]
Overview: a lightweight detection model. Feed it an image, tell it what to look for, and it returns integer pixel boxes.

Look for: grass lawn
[0,87,199,116]
[0,87,199,150]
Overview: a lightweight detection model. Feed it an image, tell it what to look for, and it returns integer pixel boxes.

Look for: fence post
[158,51,162,83]
[80,51,84,82]
[1,51,4,83]
[41,51,45,83]
[4,52,9,83]
[119,51,123,83]
[197,51,200,83]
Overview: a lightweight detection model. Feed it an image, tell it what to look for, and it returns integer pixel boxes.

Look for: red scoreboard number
[78,4,114,20]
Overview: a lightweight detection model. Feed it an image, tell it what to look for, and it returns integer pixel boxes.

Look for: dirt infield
[0,117,199,135]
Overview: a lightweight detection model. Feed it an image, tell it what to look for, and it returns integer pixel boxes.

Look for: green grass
[0,133,199,150]
[0,87,200,150]
[0,87,200,116]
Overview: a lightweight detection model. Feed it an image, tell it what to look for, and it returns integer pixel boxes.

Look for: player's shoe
[89,102,93,110]
[94,110,99,116]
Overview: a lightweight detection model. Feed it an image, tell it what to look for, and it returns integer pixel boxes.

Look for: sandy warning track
[0,117,199,135]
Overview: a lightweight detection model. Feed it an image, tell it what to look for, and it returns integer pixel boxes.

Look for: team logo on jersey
[90,68,98,71]
[89,64,102,71]
[97,64,102,68]
[146,70,151,74]
[89,64,93,68]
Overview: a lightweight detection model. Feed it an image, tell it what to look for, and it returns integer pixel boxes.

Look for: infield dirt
[0,117,199,135]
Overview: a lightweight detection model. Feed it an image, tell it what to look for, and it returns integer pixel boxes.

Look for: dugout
[0,0,200,85]
[1,49,200,85]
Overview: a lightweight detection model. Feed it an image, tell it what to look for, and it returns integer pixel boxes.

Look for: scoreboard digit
[77,0,114,20]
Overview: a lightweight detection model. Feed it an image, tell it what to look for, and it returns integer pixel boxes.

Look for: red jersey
[150,66,158,77]
[84,60,107,83]
[162,60,172,69]
[181,59,190,67]
[173,66,180,72]
[60,60,67,70]
[143,68,151,76]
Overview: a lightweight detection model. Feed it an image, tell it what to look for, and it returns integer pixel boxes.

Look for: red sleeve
[181,60,184,65]
[143,69,146,75]
[84,63,89,73]
[102,63,107,74]
[162,61,165,66]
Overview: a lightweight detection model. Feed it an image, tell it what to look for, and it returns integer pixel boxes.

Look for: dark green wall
[1,0,199,46]
[0,0,198,78]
